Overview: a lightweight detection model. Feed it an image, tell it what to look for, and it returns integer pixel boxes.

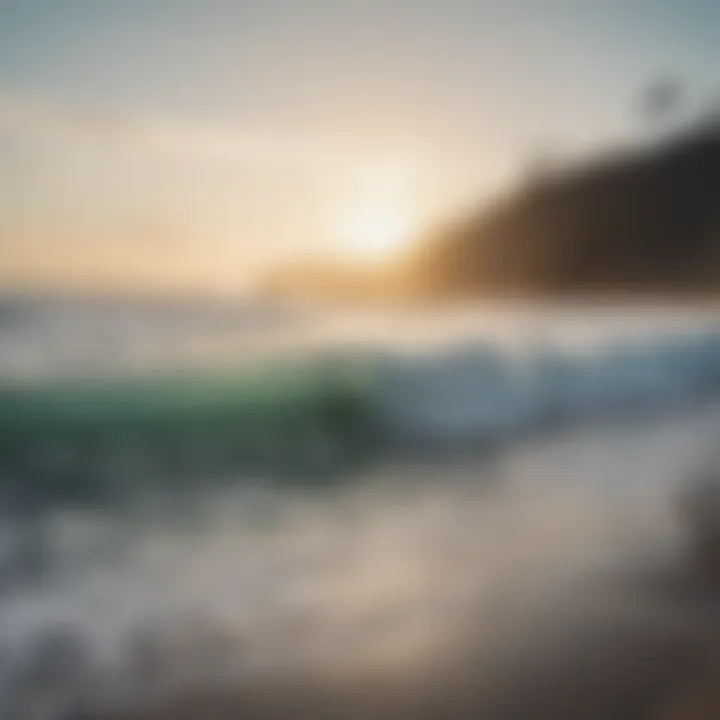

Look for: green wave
[0,359,377,510]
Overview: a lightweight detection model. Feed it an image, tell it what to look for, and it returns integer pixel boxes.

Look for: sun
[343,203,415,262]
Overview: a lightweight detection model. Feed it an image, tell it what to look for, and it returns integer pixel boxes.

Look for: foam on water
[368,325,720,445]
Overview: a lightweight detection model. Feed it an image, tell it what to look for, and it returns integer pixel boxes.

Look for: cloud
[0,92,346,176]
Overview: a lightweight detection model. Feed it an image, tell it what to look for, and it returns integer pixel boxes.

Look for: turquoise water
[0,358,376,509]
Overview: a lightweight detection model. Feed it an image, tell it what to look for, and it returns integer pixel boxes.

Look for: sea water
[1,295,720,718]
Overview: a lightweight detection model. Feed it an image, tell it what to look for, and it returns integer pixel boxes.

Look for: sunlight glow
[343,203,415,261]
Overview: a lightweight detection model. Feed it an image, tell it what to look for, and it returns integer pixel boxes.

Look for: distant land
[265,121,720,302]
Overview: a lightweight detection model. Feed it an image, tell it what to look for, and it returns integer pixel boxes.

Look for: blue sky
[1,0,719,290]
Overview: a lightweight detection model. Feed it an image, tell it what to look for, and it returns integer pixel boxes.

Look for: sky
[1,0,720,293]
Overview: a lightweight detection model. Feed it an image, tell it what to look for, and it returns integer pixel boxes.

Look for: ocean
[1,295,720,718]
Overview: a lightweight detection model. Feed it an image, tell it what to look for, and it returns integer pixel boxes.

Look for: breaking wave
[1,322,720,508]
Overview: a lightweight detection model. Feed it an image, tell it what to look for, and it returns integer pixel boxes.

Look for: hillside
[407,123,720,298]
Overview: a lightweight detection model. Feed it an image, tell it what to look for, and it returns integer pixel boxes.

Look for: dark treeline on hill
[406,121,720,298]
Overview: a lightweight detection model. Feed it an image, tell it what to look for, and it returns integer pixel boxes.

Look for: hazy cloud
[0,93,348,176]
